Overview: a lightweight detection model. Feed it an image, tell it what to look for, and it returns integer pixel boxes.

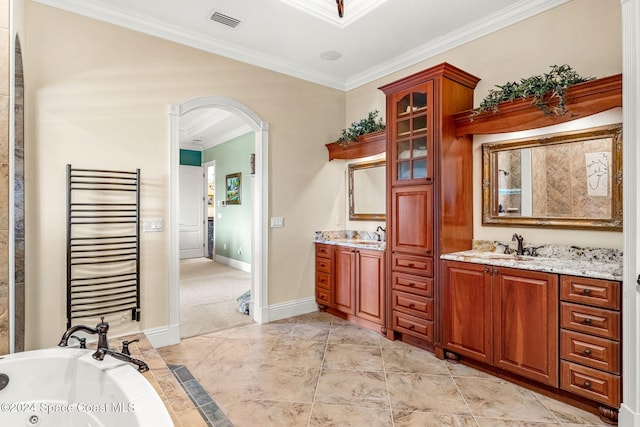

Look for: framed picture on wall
[225,172,241,205]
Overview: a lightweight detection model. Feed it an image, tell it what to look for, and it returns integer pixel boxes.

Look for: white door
[179,165,204,259]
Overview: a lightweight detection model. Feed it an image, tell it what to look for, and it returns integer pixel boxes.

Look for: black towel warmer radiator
[66,164,141,328]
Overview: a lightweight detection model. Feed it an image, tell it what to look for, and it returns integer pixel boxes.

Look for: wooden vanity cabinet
[442,260,559,387]
[380,63,480,351]
[315,243,385,333]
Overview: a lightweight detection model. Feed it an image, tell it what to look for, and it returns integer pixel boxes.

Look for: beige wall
[24,2,345,349]
[346,0,623,249]
[23,0,623,349]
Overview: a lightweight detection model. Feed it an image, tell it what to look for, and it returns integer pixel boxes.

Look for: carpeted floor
[180,258,254,338]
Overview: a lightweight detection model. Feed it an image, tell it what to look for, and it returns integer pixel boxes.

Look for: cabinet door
[442,261,492,364]
[333,246,356,315]
[390,82,434,185]
[493,267,559,386]
[356,249,385,324]
[391,185,433,256]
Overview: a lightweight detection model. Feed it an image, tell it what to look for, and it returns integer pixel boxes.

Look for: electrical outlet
[223,243,227,250]
[238,247,242,255]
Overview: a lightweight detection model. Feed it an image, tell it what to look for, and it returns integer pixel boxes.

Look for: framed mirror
[348,159,386,221]
[482,123,622,230]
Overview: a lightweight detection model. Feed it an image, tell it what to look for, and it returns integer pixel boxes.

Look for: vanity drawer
[392,290,433,320]
[560,361,620,407]
[392,253,433,277]
[391,272,433,297]
[316,243,332,259]
[561,302,620,340]
[316,272,331,290]
[561,275,620,310]
[392,311,433,342]
[561,330,620,374]
[316,287,331,306]
[316,258,331,274]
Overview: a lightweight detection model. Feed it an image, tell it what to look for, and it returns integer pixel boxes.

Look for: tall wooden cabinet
[379,63,480,351]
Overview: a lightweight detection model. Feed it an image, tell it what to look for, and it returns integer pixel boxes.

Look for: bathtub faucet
[58,317,110,350]
[58,318,149,373]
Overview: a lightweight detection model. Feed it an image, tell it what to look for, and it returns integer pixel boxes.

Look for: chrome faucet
[512,233,525,255]
[376,226,386,242]
[58,318,149,373]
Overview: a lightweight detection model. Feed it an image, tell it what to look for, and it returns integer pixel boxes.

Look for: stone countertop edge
[440,250,623,282]
[110,333,208,427]
[314,238,386,251]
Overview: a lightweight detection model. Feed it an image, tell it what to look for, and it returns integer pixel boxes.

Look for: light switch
[270,217,284,228]
[143,218,163,232]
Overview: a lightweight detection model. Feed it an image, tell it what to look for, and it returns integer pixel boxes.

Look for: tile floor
[158,312,609,427]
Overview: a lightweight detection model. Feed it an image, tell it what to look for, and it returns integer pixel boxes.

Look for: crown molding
[346,0,570,90]
[34,0,568,92]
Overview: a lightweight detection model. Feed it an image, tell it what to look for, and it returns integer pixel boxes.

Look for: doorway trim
[168,97,269,344]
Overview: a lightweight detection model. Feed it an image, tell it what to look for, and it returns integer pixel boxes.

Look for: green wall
[202,132,254,264]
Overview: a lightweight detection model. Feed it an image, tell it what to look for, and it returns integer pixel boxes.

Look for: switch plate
[143,218,163,232]
[270,217,284,228]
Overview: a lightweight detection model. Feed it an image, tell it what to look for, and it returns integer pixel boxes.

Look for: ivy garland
[472,65,594,118]
[337,110,386,144]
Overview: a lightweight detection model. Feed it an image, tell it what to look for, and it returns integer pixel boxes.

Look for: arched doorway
[168,97,269,342]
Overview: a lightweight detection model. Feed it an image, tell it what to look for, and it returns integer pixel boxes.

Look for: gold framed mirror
[348,159,386,221]
[482,123,622,230]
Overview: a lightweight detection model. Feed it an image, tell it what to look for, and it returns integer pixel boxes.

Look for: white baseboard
[215,255,251,273]
[145,323,180,348]
[147,298,318,348]
[266,297,318,322]
[619,404,640,427]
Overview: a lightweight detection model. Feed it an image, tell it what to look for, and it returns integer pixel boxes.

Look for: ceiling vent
[208,11,241,28]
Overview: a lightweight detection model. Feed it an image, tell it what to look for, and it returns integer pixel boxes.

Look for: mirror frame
[348,159,386,221]
[482,123,622,230]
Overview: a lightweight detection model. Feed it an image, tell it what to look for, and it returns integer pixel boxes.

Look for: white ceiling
[33,0,569,148]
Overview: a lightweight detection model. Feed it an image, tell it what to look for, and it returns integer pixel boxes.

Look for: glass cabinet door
[391,81,433,184]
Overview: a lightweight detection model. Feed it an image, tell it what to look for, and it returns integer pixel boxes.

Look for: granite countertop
[441,241,623,281]
[314,230,386,251]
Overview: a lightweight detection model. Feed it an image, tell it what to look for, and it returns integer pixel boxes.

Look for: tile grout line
[379,335,396,427]
[445,361,482,427]
[306,316,333,427]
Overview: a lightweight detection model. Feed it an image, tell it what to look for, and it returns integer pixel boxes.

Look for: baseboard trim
[215,255,251,273]
[619,403,640,427]
[147,298,318,348]
[145,323,180,348]
[267,297,318,322]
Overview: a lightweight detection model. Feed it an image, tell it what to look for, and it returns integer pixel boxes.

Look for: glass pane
[397,161,411,180]
[413,159,427,178]
[397,140,411,160]
[413,92,427,111]
[412,115,427,133]
[397,94,411,118]
[397,119,410,138]
[413,136,427,153]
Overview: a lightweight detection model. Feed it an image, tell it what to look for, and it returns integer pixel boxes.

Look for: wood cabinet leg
[444,350,460,364]
[598,405,618,425]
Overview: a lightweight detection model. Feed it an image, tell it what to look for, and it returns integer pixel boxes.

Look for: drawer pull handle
[583,381,591,389]
[408,325,415,331]
[583,318,592,325]
[426,249,432,255]
[408,282,415,287]
[583,288,592,296]
[408,303,415,308]
[583,349,592,356]
[408,263,415,268]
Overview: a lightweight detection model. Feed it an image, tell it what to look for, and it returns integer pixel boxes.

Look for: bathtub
[0,347,173,426]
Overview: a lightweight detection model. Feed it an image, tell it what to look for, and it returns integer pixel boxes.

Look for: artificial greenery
[472,65,594,118]
[337,110,385,144]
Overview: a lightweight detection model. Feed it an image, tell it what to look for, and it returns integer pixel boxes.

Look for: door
[391,185,433,256]
[443,261,492,364]
[333,246,356,315]
[493,267,559,386]
[356,249,385,324]
[179,165,205,259]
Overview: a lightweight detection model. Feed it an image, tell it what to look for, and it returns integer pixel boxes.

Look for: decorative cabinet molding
[325,130,386,161]
[454,74,622,136]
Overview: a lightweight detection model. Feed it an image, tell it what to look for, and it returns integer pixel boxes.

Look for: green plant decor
[472,65,594,118]
[337,110,386,144]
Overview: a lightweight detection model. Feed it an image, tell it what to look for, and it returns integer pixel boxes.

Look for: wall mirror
[482,123,622,230]
[348,159,386,221]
